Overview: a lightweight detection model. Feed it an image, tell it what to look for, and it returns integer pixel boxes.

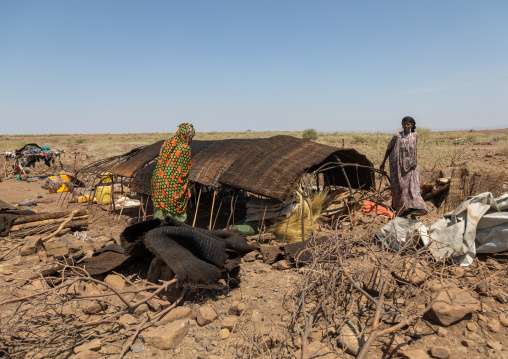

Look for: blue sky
[1,1,507,134]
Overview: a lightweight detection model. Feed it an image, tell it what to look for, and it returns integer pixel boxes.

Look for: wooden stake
[209,190,216,230]
[192,186,202,227]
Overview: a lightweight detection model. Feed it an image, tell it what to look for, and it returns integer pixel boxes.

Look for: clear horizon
[1,1,507,135]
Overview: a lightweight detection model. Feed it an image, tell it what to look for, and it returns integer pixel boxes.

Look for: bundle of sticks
[9,209,88,238]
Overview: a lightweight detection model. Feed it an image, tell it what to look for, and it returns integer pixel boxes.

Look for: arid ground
[0,129,507,359]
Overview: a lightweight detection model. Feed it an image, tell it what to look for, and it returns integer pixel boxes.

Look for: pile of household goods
[70,172,140,209]
[3,143,62,175]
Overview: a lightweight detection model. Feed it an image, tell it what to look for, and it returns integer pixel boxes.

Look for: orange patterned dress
[151,123,195,221]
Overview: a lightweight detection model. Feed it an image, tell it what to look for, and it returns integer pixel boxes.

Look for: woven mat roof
[97,135,373,201]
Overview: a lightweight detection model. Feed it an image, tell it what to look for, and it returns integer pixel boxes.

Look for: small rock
[43,240,69,258]
[487,319,501,333]
[119,314,137,325]
[448,266,465,277]
[461,339,475,347]
[218,328,230,340]
[104,274,126,291]
[251,309,262,322]
[243,251,259,262]
[11,256,24,266]
[132,341,144,353]
[229,301,247,316]
[221,316,237,331]
[477,347,485,353]
[475,282,488,295]
[437,328,448,337]
[426,287,480,326]
[196,306,218,326]
[142,320,189,350]
[159,306,191,324]
[272,259,291,270]
[81,301,105,315]
[500,313,508,327]
[465,332,484,344]
[392,259,426,286]
[466,322,479,331]
[338,321,364,355]
[133,303,149,315]
[429,346,450,358]
[20,236,42,256]
[486,340,503,350]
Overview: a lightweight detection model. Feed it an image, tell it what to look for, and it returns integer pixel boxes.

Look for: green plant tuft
[302,129,318,141]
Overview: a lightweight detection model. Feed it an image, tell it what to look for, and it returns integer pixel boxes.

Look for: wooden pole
[192,186,202,227]
[209,190,216,230]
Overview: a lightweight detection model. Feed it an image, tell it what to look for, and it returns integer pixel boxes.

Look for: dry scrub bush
[0,264,184,359]
[495,140,508,156]
[283,214,447,359]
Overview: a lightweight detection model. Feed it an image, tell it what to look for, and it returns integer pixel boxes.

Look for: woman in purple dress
[380,116,427,216]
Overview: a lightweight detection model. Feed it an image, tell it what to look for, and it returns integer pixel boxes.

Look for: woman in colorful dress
[151,123,195,221]
[380,116,427,216]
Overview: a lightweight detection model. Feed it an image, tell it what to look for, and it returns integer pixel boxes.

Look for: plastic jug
[95,186,112,205]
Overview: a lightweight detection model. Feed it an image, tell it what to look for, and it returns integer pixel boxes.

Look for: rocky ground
[1,136,508,359]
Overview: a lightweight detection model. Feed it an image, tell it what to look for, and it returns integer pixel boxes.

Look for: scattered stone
[11,255,23,266]
[251,309,262,322]
[363,268,395,297]
[133,303,149,315]
[160,306,191,324]
[82,301,105,315]
[93,236,110,251]
[255,324,284,350]
[247,233,276,243]
[196,306,218,326]
[43,241,69,258]
[104,274,126,291]
[243,251,259,262]
[486,340,503,350]
[338,321,364,355]
[437,328,448,337]
[229,301,247,316]
[221,316,238,331]
[466,322,479,331]
[487,319,501,333]
[426,287,480,326]
[259,244,282,264]
[381,335,408,357]
[500,313,508,327]
[119,314,137,325]
[392,259,426,286]
[402,349,431,359]
[20,236,42,256]
[74,339,101,353]
[272,259,291,270]
[132,341,144,353]
[219,328,230,340]
[477,347,485,353]
[448,266,465,277]
[429,346,450,358]
[475,282,488,296]
[142,320,189,350]
[465,332,484,344]
[461,339,475,347]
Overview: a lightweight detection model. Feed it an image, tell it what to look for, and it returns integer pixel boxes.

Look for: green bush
[302,128,318,141]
